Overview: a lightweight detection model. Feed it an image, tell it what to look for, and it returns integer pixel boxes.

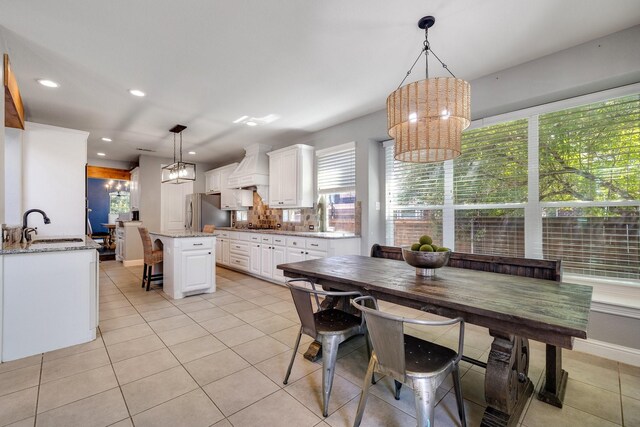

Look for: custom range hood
[227,143,272,200]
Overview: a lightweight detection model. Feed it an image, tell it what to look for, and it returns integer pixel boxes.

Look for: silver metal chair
[351,296,466,427]
[283,278,368,417]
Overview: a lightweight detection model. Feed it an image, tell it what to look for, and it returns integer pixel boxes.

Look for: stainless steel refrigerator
[185,193,230,232]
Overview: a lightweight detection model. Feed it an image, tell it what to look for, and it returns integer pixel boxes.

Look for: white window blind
[539,95,640,279]
[454,119,528,204]
[317,144,356,194]
[385,144,444,246]
[539,95,640,202]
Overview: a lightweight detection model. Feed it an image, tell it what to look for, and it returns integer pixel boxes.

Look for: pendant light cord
[396,25,457,90]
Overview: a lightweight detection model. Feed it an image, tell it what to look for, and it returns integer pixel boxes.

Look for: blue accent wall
[88,178,109,233]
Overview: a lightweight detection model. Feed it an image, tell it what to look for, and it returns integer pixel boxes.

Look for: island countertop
[0,236,101,255]
[215,227,359,239]
[148,231,216,238]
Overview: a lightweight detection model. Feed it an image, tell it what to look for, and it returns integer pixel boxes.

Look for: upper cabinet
[129,167,140,210]
[268,144,314,208]
[205,163,239,194]
[220,189,253,211]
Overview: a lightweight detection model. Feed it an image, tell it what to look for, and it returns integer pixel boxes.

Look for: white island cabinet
[149,231,216,299]
[0,237,100,362]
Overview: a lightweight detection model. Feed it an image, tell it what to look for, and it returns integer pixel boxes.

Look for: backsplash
[232,192,362,234]
[232,192,318,231]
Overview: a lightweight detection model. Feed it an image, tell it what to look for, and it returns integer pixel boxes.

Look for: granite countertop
[215,227,360,239]
[0,236,102,255]
[149,231,216,238]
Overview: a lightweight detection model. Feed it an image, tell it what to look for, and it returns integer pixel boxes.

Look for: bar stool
[351,295,466,427]
[137,227,163,291]
[283,278,369,417]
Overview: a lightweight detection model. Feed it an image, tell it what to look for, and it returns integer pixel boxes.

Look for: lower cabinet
[250,243,261,275]
[216,232,361,284]
[272,245,286,282]
[260,245,273,277]
[148,234,216,299]
[181,249,213,293]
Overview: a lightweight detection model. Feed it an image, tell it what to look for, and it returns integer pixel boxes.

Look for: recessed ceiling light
[97,152,106,156]
[101,137,112,142]
[129,89,145,97]
[233,114,280,127]
[233,116,249,124]
[188,151,196,155]
[37,79,59,88]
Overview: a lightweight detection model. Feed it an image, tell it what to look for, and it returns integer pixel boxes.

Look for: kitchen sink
[31,238,84,244]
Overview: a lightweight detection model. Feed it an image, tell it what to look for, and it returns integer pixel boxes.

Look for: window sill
[563,273,640,318]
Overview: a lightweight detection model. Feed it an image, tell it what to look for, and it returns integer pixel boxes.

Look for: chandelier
[387,16,471,163]
[162,124,196,184]
[105,180,129,196]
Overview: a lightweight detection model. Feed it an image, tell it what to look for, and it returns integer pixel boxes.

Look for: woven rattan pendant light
[387,16,470,163]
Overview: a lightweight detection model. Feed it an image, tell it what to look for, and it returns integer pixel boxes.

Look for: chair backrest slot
[289,286,317,337]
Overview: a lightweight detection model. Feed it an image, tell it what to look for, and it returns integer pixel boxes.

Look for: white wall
[22,122,88,236]
[4,128,22,225]
[137,155,212,232]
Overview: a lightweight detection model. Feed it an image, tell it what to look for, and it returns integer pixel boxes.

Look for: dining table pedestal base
[537,344,568,407]
[481,331,533,427]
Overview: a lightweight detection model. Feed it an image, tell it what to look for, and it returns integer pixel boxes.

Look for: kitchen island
[0,236,100,361]
[149,231,216,299]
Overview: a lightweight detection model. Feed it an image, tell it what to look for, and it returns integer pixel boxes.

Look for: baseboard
[573,338,640,367]
[123,259,144,267]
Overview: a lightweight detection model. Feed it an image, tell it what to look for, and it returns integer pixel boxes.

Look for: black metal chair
[351,295,466,427]
[283,278,369,417]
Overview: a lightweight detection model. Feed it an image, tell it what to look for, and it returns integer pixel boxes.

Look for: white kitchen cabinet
[222,239,230,265]
[1,248,99,361]
[205,163,239,194]
[272,245,286,282]
[129,167,140,210]
[286,247,306,264]
[260,244,273,277]
[250,242,262,275]
[115,221,143,266]
[268,144,314,208]
[220,189,253,211]
[229,240,250,271]
[148,233,216,299]
[181,249,213,293]
[215,238,222,264]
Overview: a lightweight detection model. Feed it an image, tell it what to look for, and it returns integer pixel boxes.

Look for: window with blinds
[539,95,640,280]
[317,143,356,233]
[455,209,525,257]
[539,95,640,202]
[454,119,528,204]
[385,143,444,245]
[384,91,640,283]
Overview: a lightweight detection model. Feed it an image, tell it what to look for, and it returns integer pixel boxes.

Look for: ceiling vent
[136,147,156,152]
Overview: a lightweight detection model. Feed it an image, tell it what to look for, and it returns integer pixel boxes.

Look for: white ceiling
[1,0,639,165]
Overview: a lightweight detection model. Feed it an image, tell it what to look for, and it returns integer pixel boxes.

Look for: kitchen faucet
[22,209,51,243]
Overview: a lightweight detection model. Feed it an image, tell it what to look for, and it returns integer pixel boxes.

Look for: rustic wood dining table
[278,255,593,427]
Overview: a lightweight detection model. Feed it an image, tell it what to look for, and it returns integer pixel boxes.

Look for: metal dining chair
[283,278,369,417]
[351,296,466,427]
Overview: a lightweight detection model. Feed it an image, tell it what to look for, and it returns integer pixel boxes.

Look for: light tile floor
[0,261,638,426]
